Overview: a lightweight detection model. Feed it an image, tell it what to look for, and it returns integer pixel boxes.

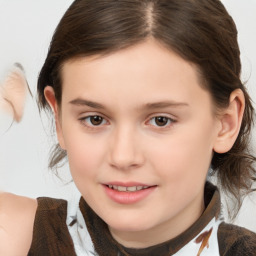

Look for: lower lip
[103,185,156,204]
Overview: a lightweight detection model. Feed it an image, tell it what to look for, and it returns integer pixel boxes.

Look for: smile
[104,183,157,204]
[107,185,150,192]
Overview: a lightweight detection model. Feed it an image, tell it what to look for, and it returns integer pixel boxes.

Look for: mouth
[106,184,152,192]
[103,183,157,204]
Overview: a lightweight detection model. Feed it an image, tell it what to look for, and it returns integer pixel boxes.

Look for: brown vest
[28,184,256,256]
[28,198,76,256]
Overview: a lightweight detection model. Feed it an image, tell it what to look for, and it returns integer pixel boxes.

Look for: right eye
[149,116,172,127]
[80,115,107,127]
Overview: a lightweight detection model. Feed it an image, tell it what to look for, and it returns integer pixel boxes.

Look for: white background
[0,0,255,232]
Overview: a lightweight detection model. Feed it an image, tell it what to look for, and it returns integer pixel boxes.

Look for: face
[47,40,223,248]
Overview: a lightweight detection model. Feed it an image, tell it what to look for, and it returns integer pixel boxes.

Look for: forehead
[60,40,212,110]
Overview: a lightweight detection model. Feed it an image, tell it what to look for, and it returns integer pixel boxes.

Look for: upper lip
[104,182,154,187]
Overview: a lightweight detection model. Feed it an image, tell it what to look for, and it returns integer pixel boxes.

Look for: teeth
[127,186,137,192]
[118,186,127,192]
[108,185,150,192]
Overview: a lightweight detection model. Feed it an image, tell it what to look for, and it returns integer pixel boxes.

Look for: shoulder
[36,196,68,211]
[0,192,37,256]
[29,197,77,255]
[218,222,256,256]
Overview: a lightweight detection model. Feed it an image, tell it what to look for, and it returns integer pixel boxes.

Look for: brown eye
[80,115,107,128]
[90,115,104,126]
[149,116,173,127]
[155,116,169,126]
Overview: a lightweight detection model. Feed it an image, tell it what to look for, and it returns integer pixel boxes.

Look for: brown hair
[38,0,255,216]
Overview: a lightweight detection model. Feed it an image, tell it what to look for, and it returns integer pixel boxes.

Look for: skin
[0,40,244,253]
[0,193,37,255]
[45,40,244,248]
[0,65,29,123]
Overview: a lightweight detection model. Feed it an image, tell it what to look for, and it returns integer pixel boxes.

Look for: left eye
[149,116,173,127]
[82,115,107,126]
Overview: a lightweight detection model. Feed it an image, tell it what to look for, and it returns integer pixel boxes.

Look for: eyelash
[147,116,176,128]
[79,114,176,129]
[79,115,108,128]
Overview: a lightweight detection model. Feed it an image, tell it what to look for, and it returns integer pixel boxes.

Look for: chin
[106,216,154,233]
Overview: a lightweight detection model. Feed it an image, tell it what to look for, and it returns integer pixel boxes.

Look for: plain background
[0,0,256,232]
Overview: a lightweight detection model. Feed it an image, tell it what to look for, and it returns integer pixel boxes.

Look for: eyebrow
[69,98,105,109]
[144,101,189,109]
[69,98,188,110]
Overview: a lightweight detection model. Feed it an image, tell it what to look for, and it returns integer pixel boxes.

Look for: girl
[1,0,256,255]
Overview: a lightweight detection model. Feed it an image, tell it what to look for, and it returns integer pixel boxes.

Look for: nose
[108,126,144,171]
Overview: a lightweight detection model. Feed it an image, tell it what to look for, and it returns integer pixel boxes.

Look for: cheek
[63,130,107,179]
[149,123,215,181]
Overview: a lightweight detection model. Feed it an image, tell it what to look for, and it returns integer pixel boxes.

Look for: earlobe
[44,86,66,150]
[213,89,245,154]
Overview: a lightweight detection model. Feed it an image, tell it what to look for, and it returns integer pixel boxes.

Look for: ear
[44,86,66,150]
[0,63,30,122]
[213,89,245,153]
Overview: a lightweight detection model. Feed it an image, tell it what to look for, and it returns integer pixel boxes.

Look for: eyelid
[78,112,110,129]
[145,113,177,128]
[78,111,109,120]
